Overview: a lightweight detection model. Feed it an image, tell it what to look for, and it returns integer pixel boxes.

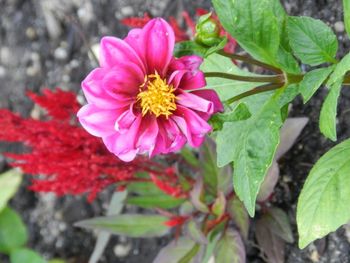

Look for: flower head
[78,18,223,162]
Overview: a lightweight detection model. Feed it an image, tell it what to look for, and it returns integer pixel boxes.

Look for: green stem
[225,83,285,104]
[217,50,283,73]
[204,72,284,83]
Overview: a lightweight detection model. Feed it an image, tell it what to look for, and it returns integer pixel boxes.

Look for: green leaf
[319,79,342,141]
[212,0,280,66]
[212,192,226,218]
[180,147,199,167]
[297,138,350,248]
[217,95,283,216]
[75,214,169,238]
[10,248,45,263]
[186,220,208,245]
[127,182,163,196]
[209,103,251,131]
[89,191,127,263]
[153,237,196,263]
[344,0,350,39]
[199,138,232,195]
[266,207,294,243]
[174,38,227,58]
[127,195,185,209]
[0,207,28,254]
[299,66,335,103]
[327,52,350,86]
[227,197,249,240]
[276,46,301,74]
[0,169,22,213]
[287,16,338,65]
[278,84,300,107]
[214,229,246,263]
[201,54,264,101]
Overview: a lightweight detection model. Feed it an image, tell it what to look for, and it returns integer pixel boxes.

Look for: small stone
[334,21,345,33]
[54,47,68,61]
[120,6,133,16]
[62,74,70,83]
[0,66,6,78]
[26,27,37,40]
[113,243,132,258]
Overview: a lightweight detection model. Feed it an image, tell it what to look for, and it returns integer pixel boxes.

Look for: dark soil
[1,0,350,262]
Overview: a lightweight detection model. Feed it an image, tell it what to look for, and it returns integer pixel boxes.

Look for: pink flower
[77,18,223,162]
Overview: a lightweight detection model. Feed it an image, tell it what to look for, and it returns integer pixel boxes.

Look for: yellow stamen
[137,72,177,118]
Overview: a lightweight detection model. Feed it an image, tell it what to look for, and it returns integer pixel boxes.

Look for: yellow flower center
[137,72,177,118]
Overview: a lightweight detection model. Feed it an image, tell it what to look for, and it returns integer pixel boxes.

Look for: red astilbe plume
[0,88,164,201]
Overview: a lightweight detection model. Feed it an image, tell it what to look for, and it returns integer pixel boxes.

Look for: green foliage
[217,94,282,216]
[127,195,185,209]
[212,0,281,66]
[297,138,350,248]
[344,0,350,39]
[153,237,196,263]
[174,37,227,58]
[327,52,350,85]
[200,54,263,101]
[0,207,28,254]
[10,248,46,263]
[214,229,245,263]
[319,79,343,141]
[287,16,338,65]
[299,66,335,103]
[75,214,169,238]
[227,197,249,240]
[209,103,251,131]
[0,169,22,213]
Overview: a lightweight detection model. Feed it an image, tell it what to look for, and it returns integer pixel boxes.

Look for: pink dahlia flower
[77,18,223,162]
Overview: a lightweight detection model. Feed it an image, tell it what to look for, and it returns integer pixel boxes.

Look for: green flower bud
[195,13,221,47]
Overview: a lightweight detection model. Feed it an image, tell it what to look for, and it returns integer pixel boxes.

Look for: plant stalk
[217,50,283,73]
[204,72,284,83]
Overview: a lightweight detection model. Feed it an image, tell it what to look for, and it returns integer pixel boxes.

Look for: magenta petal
[82,68,131,109]
[103,116,142,159]
[77,104,122,137]
[180,71,206,90]
[177,91,215,114]
[169,55,203,72]
[99,36,145,73]
[102,63,144,98]
[136,116,159,153]
[140,18,175,75]
[115,106,137,133]
[190,89,224,113]
[172,106,212,147]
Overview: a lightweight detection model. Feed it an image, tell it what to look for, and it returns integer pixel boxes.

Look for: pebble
[120,6,133,16]
[0,66,6,78]
[0,155,5,172]
[25,27,37,40]
[334,21,345,33]
[54,47,68,61]
[113,243,132,257]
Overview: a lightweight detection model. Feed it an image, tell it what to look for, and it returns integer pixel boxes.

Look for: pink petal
[169,55,203,72]
[179,71,206,90]
[172,106,212,147]
[136,116,159,154]
[190,89,224,113]
[124,28,144,64]
[82,68,132,109]
[102,63,144,98]
[140,18,175,75]
[176,90,215,114]
[103,115,142,160]
[77,104,123,137]
[115,106,137,133]
[99,36,145,73]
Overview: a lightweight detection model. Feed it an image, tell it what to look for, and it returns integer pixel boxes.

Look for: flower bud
[195,13,221,47]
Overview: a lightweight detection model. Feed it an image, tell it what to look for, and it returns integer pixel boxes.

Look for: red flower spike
[164,216,188,227]
[0,89,161,201]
